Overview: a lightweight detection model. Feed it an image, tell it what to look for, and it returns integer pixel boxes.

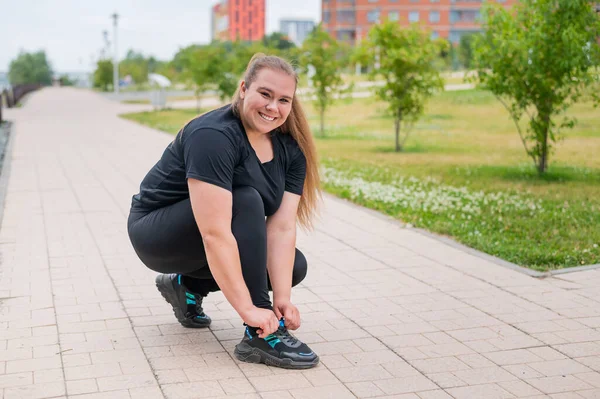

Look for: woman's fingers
[274,307,283,320]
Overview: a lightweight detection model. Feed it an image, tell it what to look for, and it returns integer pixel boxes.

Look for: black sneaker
[234,319,319,369]
[155,274,211,328]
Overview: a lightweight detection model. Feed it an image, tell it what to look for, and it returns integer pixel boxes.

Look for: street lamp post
[102,30,110,59]
[111,12,119,94]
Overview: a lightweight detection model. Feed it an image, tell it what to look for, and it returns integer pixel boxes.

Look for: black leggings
[127,186,307,309]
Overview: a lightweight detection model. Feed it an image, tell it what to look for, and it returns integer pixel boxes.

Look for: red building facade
[322,0,516,45]
[212,0,266,42]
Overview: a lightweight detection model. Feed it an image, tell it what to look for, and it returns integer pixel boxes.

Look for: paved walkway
[1,87,600,399]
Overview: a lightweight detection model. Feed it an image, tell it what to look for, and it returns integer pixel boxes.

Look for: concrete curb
[325,193,599,278]
[0,121,14,230]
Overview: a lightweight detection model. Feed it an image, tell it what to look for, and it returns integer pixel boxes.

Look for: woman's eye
[260,92,269,98]
[280,99,289,103]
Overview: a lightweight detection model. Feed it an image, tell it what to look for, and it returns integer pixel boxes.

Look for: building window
[337,10,355,23]
[450,9,480,23]
[408,11,419,22]
[367,9,381,22]
[235,11,239,22]
[323,11,331,23]
[368,0,378,2]
[431,31,439,40]
[429,11,440,23]
[388,11,399,21]
[430,0,439,2]
[249,11,252,23]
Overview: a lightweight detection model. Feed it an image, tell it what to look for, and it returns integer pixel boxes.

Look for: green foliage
[119,49,149,84]
[433,38,455,71]
[8,50,53,85]
[458,33,476,69]
[471,0,600,174]
[180,41,266,106]
[262,32,296,52]
[93,59,113,91]
[355,21,445,151]
[58,74,75,86]
[299,24,349,136]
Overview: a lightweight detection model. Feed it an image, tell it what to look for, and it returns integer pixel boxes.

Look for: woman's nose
[265,99,277,112]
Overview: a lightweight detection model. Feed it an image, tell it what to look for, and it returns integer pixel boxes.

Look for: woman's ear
[239,81,247,99]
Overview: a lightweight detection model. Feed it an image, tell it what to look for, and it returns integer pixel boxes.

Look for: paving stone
[527,375,593,394]
[374,376,438,395]
[446,383,515,399]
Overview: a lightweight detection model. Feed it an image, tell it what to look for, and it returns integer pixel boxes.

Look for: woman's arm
[266,191,302,329]
[188,178,279,337]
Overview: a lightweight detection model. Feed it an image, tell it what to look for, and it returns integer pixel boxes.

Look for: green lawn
[120,89,600,271]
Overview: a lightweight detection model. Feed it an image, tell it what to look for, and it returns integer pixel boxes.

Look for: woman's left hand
[273,300,301,330]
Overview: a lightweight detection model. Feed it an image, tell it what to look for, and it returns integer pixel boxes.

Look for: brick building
[322,0,515,45]
[211,0,266,42]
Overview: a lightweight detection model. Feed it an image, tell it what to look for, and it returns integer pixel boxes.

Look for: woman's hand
[241,307,280,338]
[274,300,300,330]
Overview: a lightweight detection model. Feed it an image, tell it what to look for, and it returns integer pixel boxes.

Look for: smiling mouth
[259,112,276,122]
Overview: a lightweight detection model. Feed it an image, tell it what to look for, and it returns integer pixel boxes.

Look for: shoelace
[275,325,299,346]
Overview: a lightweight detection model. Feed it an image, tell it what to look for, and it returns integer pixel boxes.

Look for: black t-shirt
[130,104,307,217]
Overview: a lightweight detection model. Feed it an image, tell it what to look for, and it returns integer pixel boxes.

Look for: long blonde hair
[232,53,321,229]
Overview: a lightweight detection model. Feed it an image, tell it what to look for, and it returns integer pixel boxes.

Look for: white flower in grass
[321,166,543,216]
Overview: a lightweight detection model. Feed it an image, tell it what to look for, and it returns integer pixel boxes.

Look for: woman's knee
[291,249,308,287]
[232,186,264,216]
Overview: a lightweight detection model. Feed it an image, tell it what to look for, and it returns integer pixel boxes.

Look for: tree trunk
[395,110,402,152]
[537,111,550,174]
[538,135,548,174]
[320,109,325,137]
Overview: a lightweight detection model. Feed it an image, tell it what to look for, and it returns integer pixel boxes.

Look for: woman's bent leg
[127,200,213,327]
[230,186,271,309]
[128,188,309,312]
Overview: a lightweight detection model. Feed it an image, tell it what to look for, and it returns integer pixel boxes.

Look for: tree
[262,32,296,51]
[93,59,113,91]
[180,41,260,110]
[58,74,75,86]
[185,45,227,111]
[120,49,149,85]
[355,22,445,152]
[8,50,53,85]
[471,0,600,174]
[299,24,349,136]
[458,33,476,70]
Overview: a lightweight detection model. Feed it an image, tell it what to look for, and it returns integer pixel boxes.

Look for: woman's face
[239,68,295,136]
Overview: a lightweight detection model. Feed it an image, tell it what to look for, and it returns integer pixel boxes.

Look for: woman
[127,54,321,369]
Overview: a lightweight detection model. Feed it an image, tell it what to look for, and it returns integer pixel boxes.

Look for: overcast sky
[1,0,321,73]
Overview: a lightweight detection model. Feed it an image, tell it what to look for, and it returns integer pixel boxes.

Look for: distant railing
[0,84,42,122]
